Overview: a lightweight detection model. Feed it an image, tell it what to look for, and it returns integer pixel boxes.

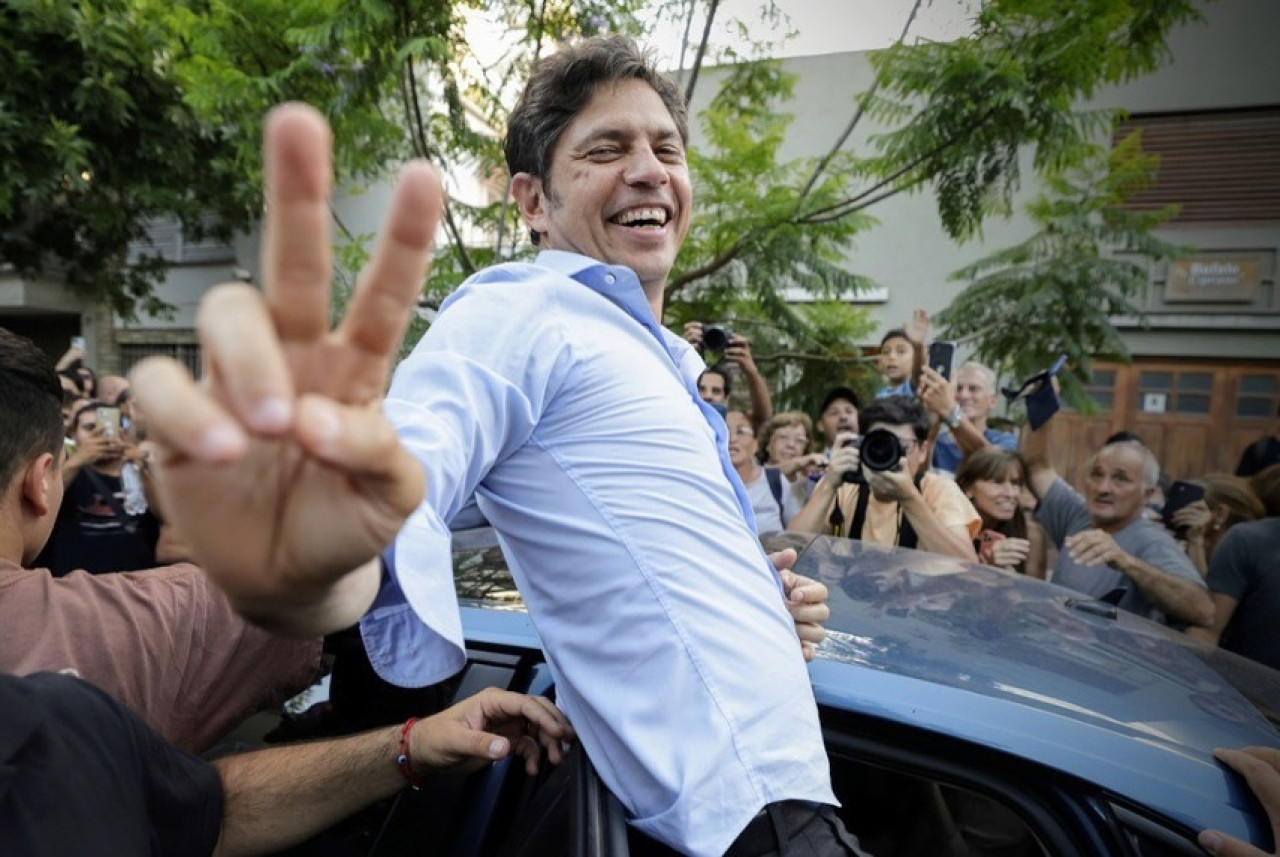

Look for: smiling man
[359,36,855,857]
[1023,417,1213,628]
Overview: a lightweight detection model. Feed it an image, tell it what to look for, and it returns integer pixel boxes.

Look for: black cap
[820,386,860,415]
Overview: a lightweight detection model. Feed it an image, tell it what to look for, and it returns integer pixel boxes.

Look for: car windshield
[452,527,1280,733]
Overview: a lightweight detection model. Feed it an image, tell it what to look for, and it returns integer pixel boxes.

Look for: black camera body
[841,428,906,484]
[702,324,733,352]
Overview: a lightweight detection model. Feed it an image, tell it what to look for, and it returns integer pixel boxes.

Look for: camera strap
[842,475,923,549]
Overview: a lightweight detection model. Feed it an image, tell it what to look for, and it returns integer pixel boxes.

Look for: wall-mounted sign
[1165,256,1261,303]
[1141,393,1168,414]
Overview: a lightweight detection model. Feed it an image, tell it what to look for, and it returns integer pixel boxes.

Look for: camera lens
[702,325,732,352]
[859,429,904,473]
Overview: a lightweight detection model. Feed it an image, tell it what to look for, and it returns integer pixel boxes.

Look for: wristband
[942,404,963,429]
[394,717,429,789]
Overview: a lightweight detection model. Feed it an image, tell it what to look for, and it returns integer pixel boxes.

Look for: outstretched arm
[131,105,442,637]
[212,689,572,857]
[725,334,774,428]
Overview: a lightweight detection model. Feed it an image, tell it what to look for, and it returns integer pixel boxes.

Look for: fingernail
[1198,831,1222,854]
[489,738,507,757]
[251,396,293,432]
[198,423,246,460]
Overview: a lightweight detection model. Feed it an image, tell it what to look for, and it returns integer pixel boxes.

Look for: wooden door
[1047,360,1280,487]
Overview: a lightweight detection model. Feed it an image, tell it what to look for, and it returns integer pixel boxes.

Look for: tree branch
[795,0,923,202]
[683,0,719,106]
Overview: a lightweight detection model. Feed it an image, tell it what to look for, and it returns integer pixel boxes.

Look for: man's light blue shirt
[362,251,834,856]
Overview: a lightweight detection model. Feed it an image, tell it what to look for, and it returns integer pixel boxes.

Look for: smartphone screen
[70,335,86,351]
[928,340,957,382]
[96,406,122,440]
[1161,481,1206,532]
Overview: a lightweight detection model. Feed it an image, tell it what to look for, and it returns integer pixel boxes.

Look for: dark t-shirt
[1205,518,1280,671]
[1235,435,1280,478]
[34,467,159,576]
[0,671,223,856]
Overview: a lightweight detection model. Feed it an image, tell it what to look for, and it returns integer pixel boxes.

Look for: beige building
[682,0,1279,482]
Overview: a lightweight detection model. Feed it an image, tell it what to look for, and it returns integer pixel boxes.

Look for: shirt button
[604,274,616,284]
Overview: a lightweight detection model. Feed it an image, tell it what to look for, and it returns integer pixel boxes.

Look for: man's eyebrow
[571,126,682,148]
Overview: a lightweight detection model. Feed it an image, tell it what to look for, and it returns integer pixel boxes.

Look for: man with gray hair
[1023,412,1213,628]
[918,360,1017,474]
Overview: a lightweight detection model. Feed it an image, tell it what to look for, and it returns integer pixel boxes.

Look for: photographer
[684,320,774,428]
[789,396,980,560]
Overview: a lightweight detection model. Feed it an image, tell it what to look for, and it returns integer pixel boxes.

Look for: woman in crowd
[1171,474,1264,576]
[758,411,826,507]
[954,447,1047,578]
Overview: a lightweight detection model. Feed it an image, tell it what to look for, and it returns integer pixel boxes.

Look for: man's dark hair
[698,366,731,398]
[504,35,688,244]
[0,329,66,488]
[859,395,930,442]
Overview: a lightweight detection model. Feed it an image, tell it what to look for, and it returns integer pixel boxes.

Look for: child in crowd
[876,328,924,399]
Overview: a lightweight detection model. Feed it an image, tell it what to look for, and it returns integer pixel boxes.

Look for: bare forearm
[223,559,381,639]
[902,497,977,561]
[788,477,840,534]
[951,419,990,456]
[1020,422,1057,499]
[1184,536,1208,578]
[744,367,774,427]
[1114,555,1214,627]
[213,725,403,857]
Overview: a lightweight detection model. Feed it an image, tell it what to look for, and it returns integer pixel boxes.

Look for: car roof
[453,527,1278,843]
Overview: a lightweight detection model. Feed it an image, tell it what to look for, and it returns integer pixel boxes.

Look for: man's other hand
[772,548,830,661]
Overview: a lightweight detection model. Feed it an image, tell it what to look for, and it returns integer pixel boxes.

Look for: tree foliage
[0,0,250,318]
[935,132,1187,404]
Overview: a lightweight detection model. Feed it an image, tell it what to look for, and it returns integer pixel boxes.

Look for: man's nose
[624,148,669,185]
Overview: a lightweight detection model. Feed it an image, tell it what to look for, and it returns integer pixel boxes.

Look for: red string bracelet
[394,717,428,789]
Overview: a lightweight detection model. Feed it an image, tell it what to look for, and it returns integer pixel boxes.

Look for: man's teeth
[613,208,667,227]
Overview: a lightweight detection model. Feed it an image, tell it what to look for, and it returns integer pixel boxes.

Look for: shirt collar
[535,251,666,342]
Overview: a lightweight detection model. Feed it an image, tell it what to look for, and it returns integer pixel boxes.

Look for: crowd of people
[692,304,1280,679]
[2,32,1279,857]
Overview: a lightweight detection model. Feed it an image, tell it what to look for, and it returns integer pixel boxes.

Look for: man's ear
[510,172,549,240]
[22,452,58,518]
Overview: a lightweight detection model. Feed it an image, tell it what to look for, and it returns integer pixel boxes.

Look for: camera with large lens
[702,324,733,352]
[858,428,906,474]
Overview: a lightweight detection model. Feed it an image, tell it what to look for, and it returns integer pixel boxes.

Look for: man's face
[725,411,758,469]
[819,399,858,446]
[953,368,998,424]
[698,371,727,404]
[513,79,692,295]
[1085,445,1153,530]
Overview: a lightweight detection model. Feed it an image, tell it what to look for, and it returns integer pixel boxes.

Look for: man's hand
[130,104,442,634]
[770,548,829,661]
[682,321,704,351]
[411,688,574,778]
[1064,529,1130,568]
[724,333,759,376]
[917,366,957,420]
[66,427,117,469]
[823,432,861,484]
[865,457,919,504]
[1198,747,1280,856]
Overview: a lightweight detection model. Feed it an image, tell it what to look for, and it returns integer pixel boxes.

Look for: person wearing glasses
[727,410,801,534]
[789,396,980,560]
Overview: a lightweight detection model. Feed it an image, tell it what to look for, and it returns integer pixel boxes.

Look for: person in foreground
[4,147,571,855]
[0,325,321,753]
[137,38,849,857]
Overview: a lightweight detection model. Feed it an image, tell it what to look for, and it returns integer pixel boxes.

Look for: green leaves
[937,132,1189,405]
